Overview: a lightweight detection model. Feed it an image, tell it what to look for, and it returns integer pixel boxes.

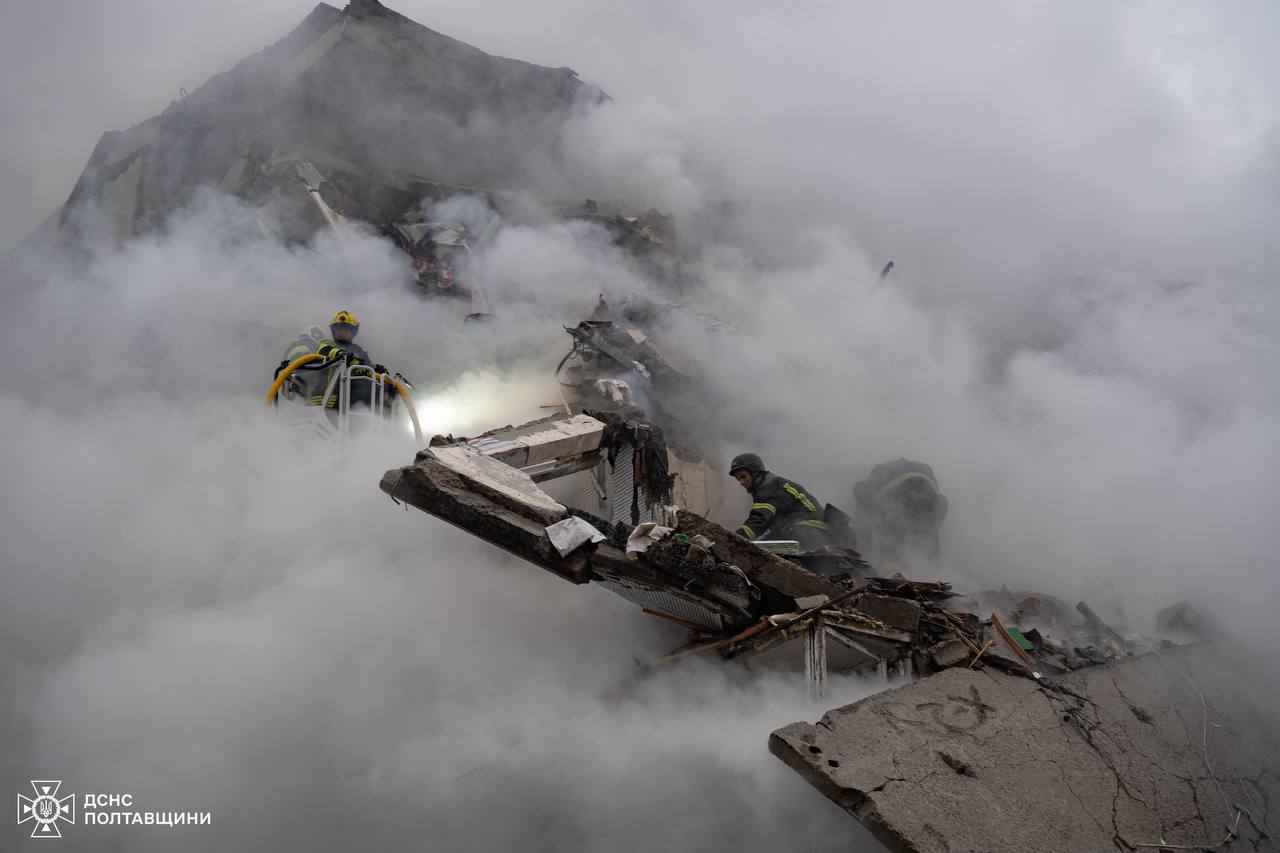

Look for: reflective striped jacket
[737,472,829,541]
[310,339,371,407]
[315,339,369,364]
[284,325,327,363]
[853,459,944,513]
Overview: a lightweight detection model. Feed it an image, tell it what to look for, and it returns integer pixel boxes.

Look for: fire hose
[265,354,423,444]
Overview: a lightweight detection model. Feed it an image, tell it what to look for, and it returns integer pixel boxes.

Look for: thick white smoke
[2,1,1279,850]
[0,201,879,850]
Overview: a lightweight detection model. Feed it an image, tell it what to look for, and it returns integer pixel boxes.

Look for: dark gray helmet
[729,453,766,476]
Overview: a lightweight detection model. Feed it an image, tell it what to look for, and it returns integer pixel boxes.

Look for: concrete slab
[427,446,566,519]
[770,644,1279,852]
[852,593,922,633]
[512,414,604,466]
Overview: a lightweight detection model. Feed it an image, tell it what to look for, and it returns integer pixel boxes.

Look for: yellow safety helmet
[330,310,359,328]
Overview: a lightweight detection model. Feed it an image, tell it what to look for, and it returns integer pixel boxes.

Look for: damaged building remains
[381,319,1280,851]
[17,0,1278,851]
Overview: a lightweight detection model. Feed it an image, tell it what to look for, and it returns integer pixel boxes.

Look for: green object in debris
[1006,626,1034,651]
[755,540,800,555]
[674,533,695,546]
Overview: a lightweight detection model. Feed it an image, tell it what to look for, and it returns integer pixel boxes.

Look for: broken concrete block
[852,593,921,633]
[926,638,969,668]
[1155,600,1213,636]
[511,414,604,466]
[1076,600,1131,650]
[674,510,840,607]
[770,643,1280,853]
[428,446,566,521]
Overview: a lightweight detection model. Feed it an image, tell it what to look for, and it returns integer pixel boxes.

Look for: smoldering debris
[379,302,1280,850]
[2,0,1279,851]
[33,0,675,325]
[52,0,600,246]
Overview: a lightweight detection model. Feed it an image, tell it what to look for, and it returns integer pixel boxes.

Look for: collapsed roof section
[55,0,607,247]
[552,200,675,255]
[382,405,1063,687]
[377,358,1280,850]
[555,316,722,457]
[377,322,1280,849]
[381,409,842,631]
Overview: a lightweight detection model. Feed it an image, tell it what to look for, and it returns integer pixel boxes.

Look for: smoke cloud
[2,1,1278,850]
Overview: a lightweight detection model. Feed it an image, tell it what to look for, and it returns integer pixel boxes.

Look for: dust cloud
[2,1,1278,850]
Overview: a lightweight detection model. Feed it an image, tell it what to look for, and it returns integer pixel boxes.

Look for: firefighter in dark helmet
[852,458,948,567]
[728,453,833,548]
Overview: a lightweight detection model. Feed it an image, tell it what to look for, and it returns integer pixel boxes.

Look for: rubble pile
[377,309,1279,849]
[381,400,1155,687]
[552,200,677,269]
[382,413,838,632]
[557,316,720,450]
[55,0,605,248]
[27,0,1272,845]
[33,0,678,316]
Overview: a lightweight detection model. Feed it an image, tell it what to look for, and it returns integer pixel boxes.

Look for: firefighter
[852,458,948,567]
[317,310,370,364]
[728,453,833,548]
[313,310,387,409]
[284,324,327,363]
[278,324,328,402]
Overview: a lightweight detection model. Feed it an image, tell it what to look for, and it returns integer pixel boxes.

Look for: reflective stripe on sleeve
[877,472,939,501]
[782,483,818,511]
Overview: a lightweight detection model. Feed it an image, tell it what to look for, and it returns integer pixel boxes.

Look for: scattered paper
[626,522,673,559]
[545,516,606,557]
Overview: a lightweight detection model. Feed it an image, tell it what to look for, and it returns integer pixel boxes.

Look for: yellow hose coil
[265,354,423,444]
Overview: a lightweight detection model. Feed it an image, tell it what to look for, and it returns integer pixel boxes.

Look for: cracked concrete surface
[770,644,1279,852]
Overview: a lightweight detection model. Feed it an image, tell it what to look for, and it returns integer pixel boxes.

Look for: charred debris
[382,299,1178,692]
[378,293,1278,850]
[377,306,1218,698]
[381,312,1279,851]
[36,0,1276,847]
[41,0,673,312]
[380,397,1196,692]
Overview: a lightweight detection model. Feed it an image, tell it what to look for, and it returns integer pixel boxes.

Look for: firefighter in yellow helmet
[316,311,369,365]
[311,310,388,408]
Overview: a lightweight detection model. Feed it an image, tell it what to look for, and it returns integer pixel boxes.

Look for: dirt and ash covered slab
[770,643,1280,852]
